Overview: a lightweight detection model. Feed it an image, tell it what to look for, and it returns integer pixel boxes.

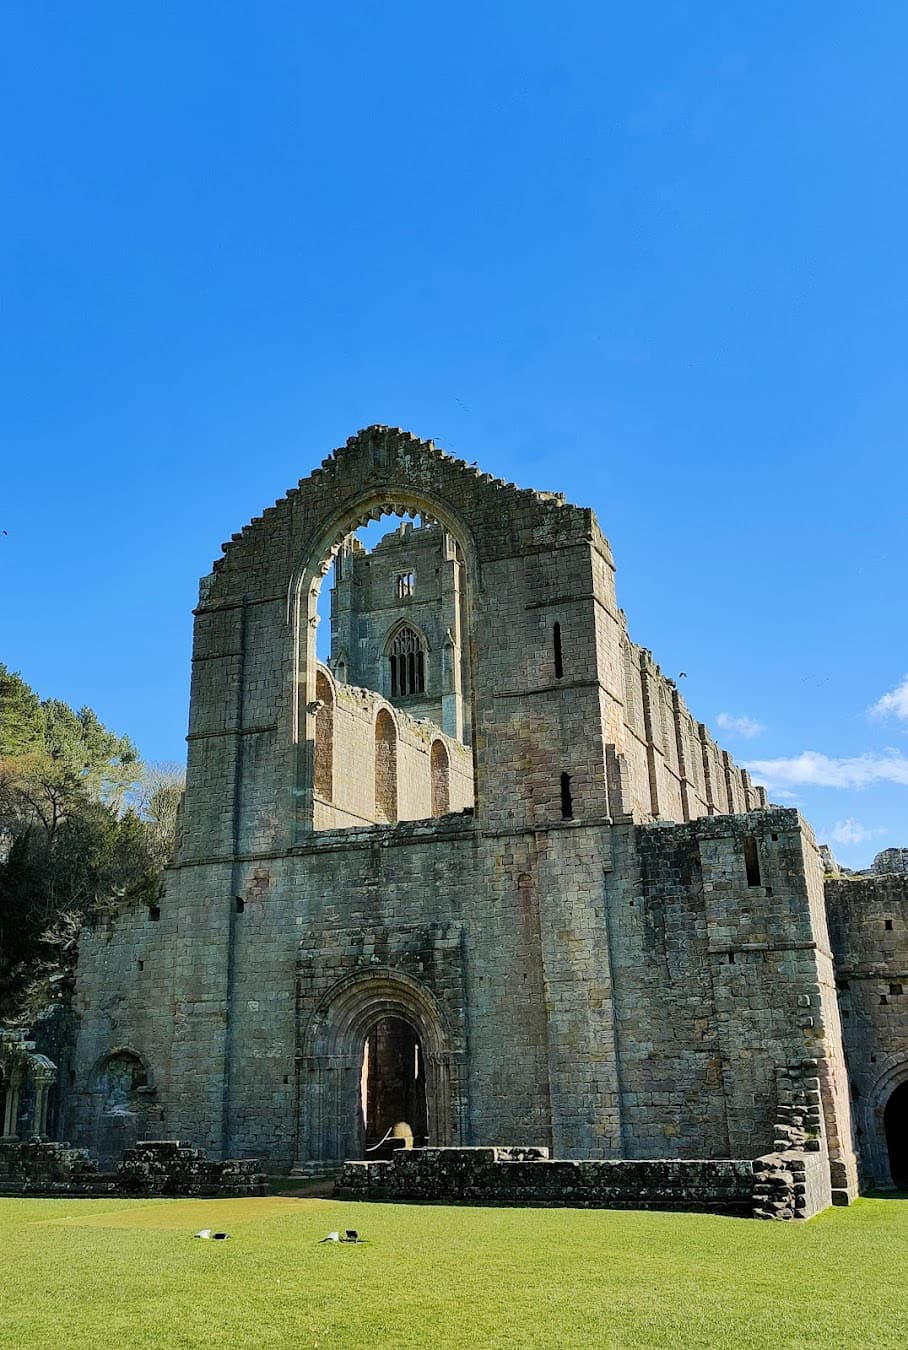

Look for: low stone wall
[337,1147,756,1215]
[0,1140,101,1194]
[752,1149,832,1221]
[117,1140,265,1197]
[0,1139,264,1198]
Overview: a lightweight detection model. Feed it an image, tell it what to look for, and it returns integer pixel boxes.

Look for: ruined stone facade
[826,867,908,1188]
[50,426,906,1206]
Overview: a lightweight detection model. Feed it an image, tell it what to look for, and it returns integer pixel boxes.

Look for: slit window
[743,835,761,887]
[560,772,573,819]
[553,622,564,679]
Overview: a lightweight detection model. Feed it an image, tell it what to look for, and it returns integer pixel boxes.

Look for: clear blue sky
[2,3,906,866]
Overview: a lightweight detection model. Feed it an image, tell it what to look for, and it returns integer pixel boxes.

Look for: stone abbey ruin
[3,425,907,1215]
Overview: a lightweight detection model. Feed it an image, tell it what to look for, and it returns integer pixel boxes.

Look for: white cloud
[826,819,887,847]
[869,675,908,723]
[716,712,765,739]
[743,749,908,790]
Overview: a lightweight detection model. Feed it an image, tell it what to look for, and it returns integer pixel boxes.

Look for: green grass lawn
[1,1194,906,1349]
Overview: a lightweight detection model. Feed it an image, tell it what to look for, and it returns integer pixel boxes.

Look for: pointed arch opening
[374,709,398,823]
[388,623,427,698]
[431,739,450,817]
[314,668,334,803]
[295,491,479,836]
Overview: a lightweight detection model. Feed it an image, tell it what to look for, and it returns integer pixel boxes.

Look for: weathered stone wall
[825,871,908,1186]
[872,848,908,876]
[752,1148,832,1220]
[0,1138,263,1197]
[337,1146,756,1215]
[603,810,855,1191]
[312,664,473,830]
[63,426,852,1213]
[66,807,856,1186]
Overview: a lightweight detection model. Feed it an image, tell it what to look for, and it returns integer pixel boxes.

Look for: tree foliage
[0,664,183,1020]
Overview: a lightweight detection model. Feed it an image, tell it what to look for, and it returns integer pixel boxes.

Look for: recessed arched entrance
[295,967,465,1170]
[360,1015,429,1155]
[884,1081,908,1188]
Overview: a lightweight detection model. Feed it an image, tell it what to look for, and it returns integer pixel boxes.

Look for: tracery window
[389,626,426,697]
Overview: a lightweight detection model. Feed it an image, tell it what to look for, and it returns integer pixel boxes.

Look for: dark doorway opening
[360,1016,428,1157]
[885,1081,908,1187]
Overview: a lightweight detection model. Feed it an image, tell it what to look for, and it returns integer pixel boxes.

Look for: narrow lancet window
[553,622,564,679]
[744,835,761,887]
[560,772,573,819]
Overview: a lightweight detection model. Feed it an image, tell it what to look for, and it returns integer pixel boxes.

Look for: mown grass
[1,1194,906,1348]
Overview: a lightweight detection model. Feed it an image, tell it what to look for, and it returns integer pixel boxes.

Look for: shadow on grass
[266,1174,336,1197]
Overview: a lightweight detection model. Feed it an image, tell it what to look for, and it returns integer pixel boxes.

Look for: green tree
[0,666,182,1020]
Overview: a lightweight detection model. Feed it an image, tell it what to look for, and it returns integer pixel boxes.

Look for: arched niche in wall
[87,1048,155,1169]
[374,708,398,823]
[431,739,450,816]
[314,667,334,803]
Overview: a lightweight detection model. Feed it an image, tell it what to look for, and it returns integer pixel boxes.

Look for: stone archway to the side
[294,968,462,1171]
[862,1057,908,1189]
[884,1080,908,1189]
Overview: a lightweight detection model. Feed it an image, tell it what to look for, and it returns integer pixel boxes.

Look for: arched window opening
[360,1016,428,1157]
[314,669,334,802]
[885,1080,908,1187]
[374,709,398,823]
[431,740,450,817]
[306,507,476,835]
[389,626,426,698]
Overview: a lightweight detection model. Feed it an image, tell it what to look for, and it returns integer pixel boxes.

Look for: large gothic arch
[290,481,481,835]
[294,967,466,1170]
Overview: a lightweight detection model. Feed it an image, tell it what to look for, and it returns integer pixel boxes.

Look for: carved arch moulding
[293,923,467,1169]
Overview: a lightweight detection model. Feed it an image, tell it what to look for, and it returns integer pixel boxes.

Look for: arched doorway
[360,1016,429,1155]
[884,1081,908,1187]
[295,966,465,1170]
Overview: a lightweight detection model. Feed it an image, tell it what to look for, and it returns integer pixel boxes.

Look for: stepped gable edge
[202,425,611,608]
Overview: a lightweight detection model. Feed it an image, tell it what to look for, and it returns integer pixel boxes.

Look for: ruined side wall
[606,809,856,1189]
[313,675,472,831]
[616,634,766,823]
[68,852,260,1167]
[825,872,908,1186]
